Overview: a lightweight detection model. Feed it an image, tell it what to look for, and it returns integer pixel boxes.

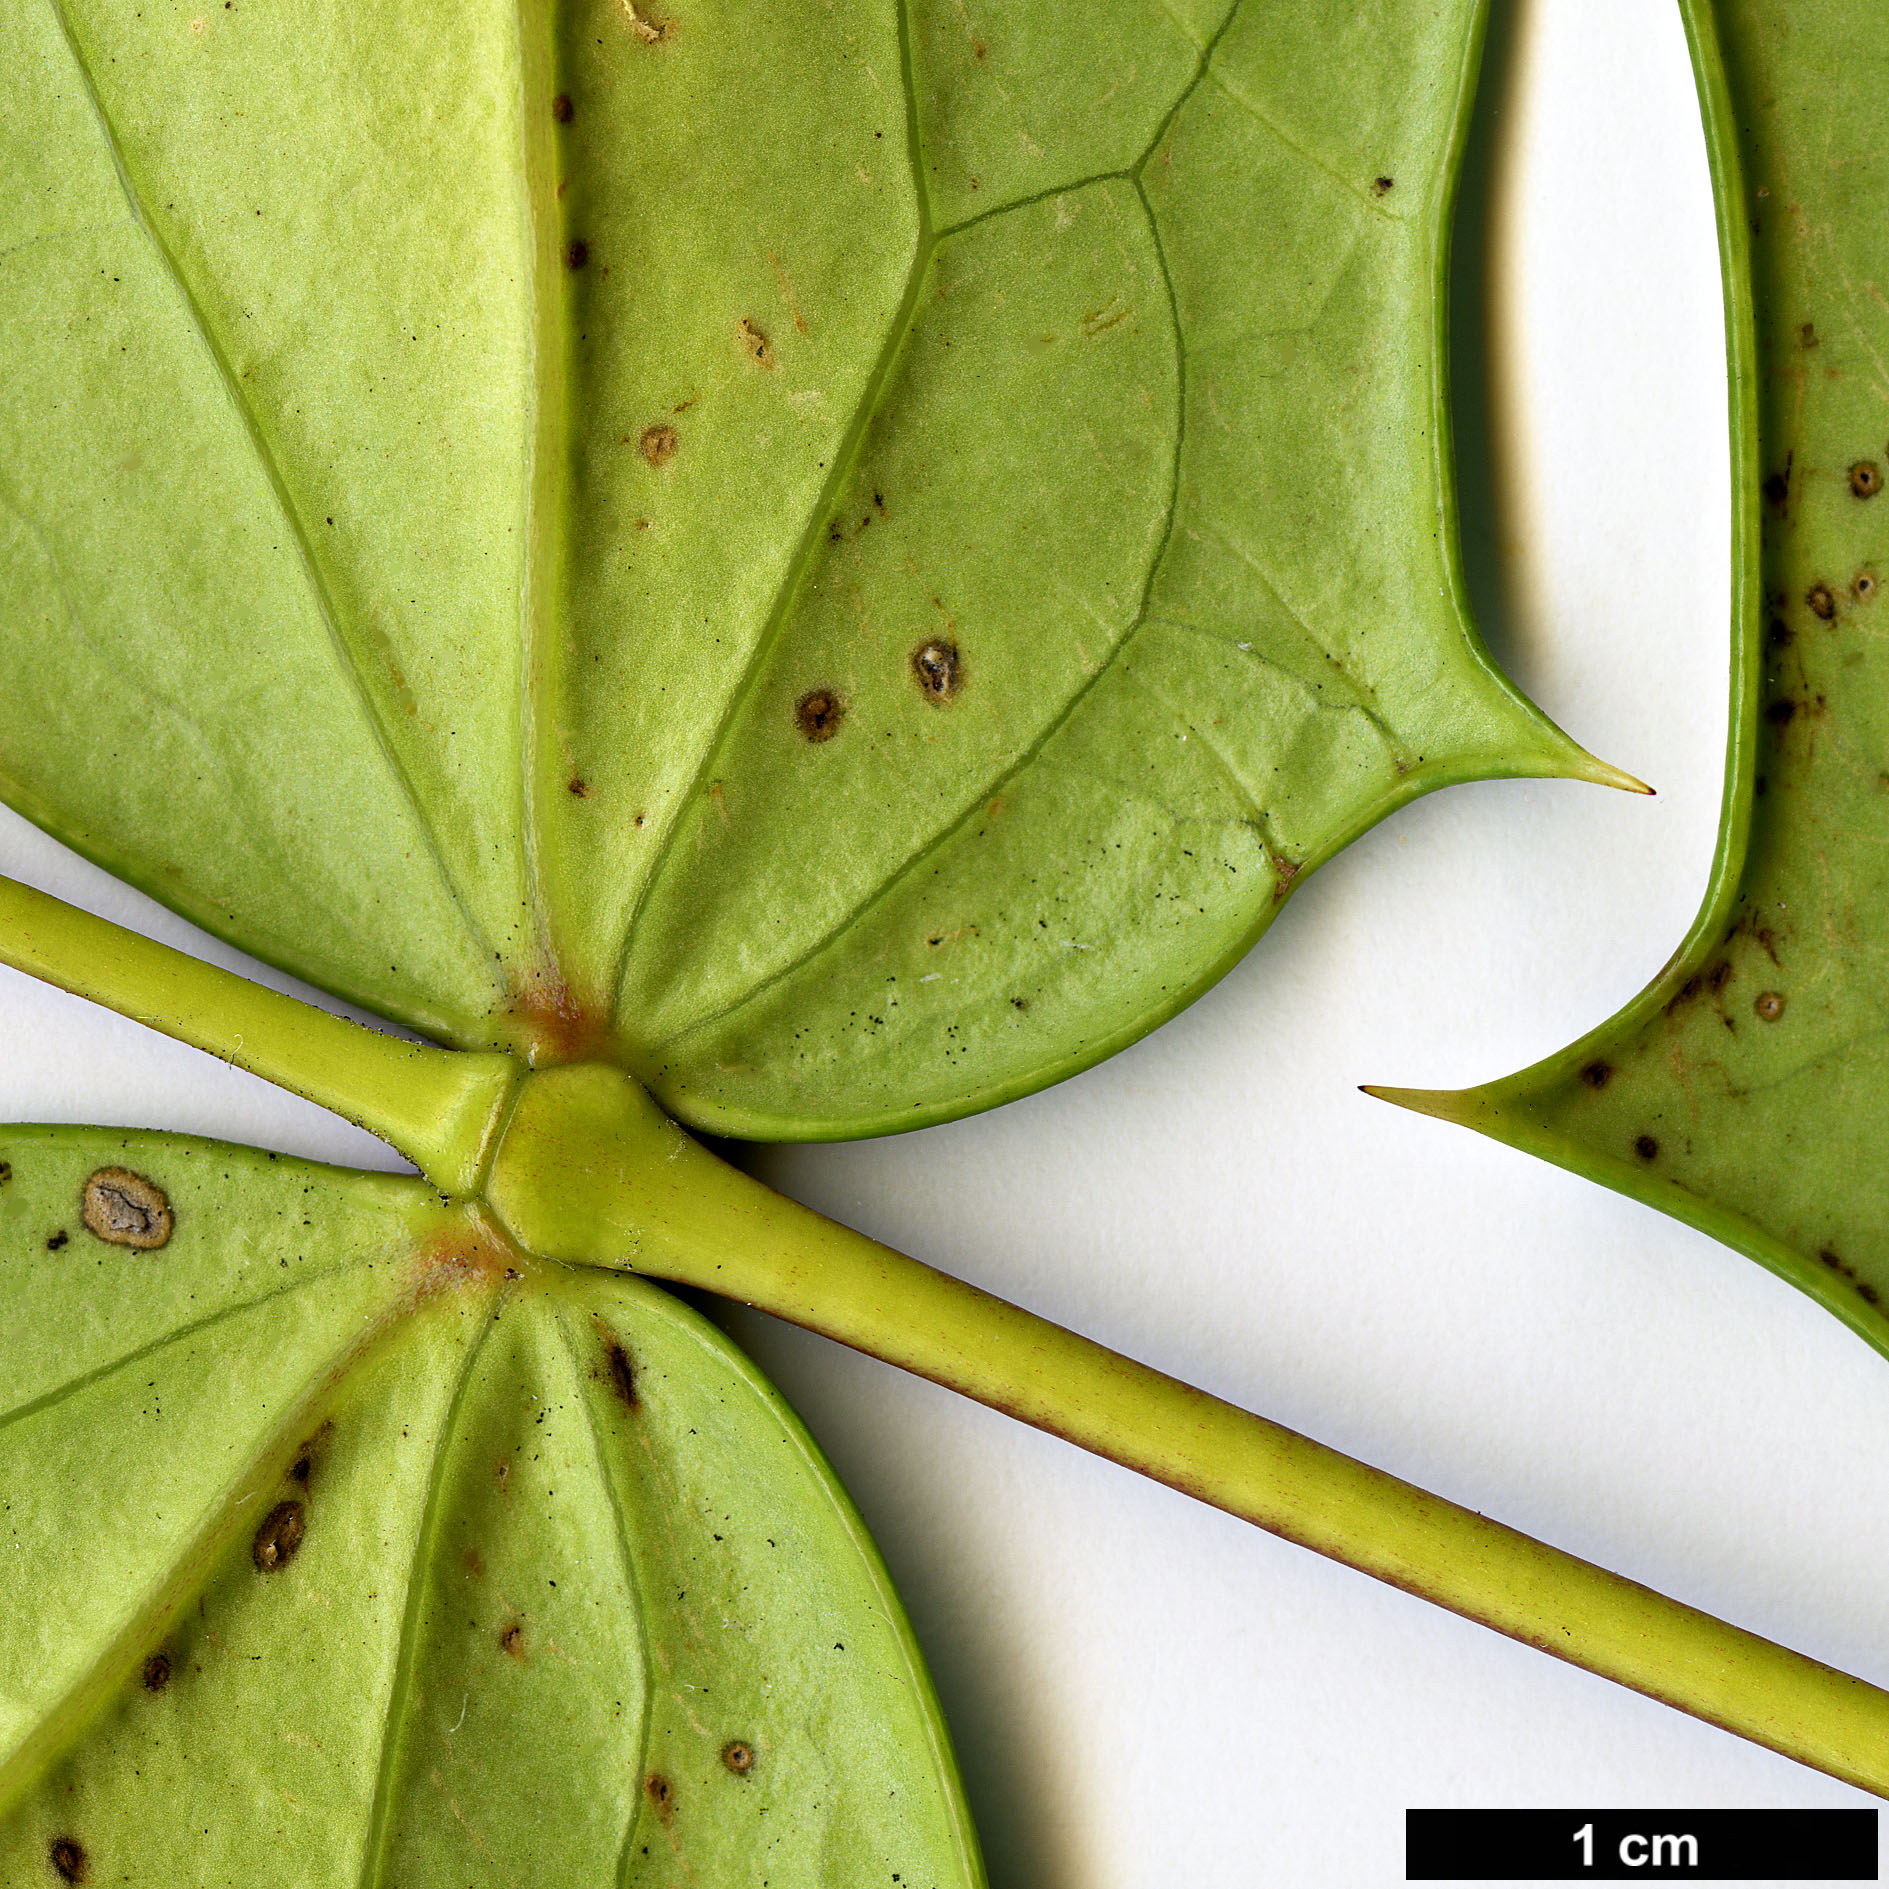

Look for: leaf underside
[1419,1,1889,1352]
[0,1132,979,1887]
[0,0,1596,1141]
[0,0,1616,1875]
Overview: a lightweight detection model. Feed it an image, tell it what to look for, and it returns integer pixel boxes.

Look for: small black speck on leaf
[252,1500,306,1573]
[45,1231,67,1251]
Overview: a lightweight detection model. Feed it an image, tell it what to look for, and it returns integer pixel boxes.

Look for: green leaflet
[0,1130,979,1887]
[0,0,1612,1138]
[1391,1,1889,1354]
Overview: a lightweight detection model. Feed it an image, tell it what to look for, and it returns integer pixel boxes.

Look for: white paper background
[5,2,1885,1883]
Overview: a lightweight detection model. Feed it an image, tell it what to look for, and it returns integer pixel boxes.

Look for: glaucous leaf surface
[0,0,1605,1139]
[1413,0,1889,1353]
[0,1129,979,1886]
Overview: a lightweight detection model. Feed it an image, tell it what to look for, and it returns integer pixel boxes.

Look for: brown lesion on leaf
[498,1620,526,1663]
[1762,449,1793,512]
[737,318,776,369]
[1634,1134,1659,1161]
[564,239,590,272]
[252,1501,306,1574]
[644,1772,676,1822]
[1754,990,1786,1021]
[48,1837,87,1884]
[604,1336,639,1411]
[551,93,574,124]
[639,423,679,467]
[1579,1061,1612,1090]
[795,688,844,741]
[1850,460,1881,498]
[141,1651,171,1692]
[0,1160,10,1188]
[290,1421,332,1489]
[1371,175,1394,197]
[567,775,592,798]
[45,1230,67,1252]
[1807,581,1837,620]
[911,639,962,703]
[1854,569,1878,604]
[721,1740,755,1774]
[82,1168,172,1250]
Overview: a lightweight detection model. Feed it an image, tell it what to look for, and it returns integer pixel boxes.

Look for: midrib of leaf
[0,1258,402,1817]
[0,1263,363,1441]
[604,0,938,1010]
[518,0,570,996]
[611,0,1243,1028]
[553,1308,657,1884]
[42,0,504,993]
[355,1306,497,1889]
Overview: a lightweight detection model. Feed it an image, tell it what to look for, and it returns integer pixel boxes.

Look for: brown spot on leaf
[737,317,775,368]
[1856,572,1878,603]
[498,1621,525,1662]
[568,776,591,798]
[1579,1061,1612,1090]
[1371,175,1393,196]
[565,239,590,271]
[1851,461,1881,498]
[552,93,574,123]
[912,639,962,702]
[1754,990,1785,1021]
[1767,618,1792,649]
[721,1740,755,1774]
[48,1838,86,1884]
[795,689,844,741]
[142,1652,171,1692]
[1766,699,1797,727]
[252,1501,306,1574]
[1807,582,1837,620]
[645,1772,675,1821]
[45,1231,67,1252]
[639,422,679,467]
[82,1169,172,1250]
[1634,1134,1659,1161]
[0,1161,10,1187]
[1762,470,1790,509]
[1863,1283,1883,1307]
[607,1340,638,1411]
